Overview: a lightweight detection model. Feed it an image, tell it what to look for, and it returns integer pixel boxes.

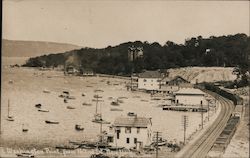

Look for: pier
[162,105,207,112]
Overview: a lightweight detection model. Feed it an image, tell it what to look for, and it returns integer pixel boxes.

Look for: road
[176,92,235,158]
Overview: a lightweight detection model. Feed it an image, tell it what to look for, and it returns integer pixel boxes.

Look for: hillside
[168,67,237,84]
[2,39,82,57]
[23,33,249,79]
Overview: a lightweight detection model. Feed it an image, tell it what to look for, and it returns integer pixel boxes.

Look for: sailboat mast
[8,99,10,117]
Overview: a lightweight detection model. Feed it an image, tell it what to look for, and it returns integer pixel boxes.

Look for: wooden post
[201,101,203,129]
[156,131,159,158]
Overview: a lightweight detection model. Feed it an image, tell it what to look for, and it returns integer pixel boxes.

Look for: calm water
[1,67,203,148]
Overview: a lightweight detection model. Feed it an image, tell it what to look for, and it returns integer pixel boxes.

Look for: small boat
[82,93,86,96]
[6,116,14,121]
[111,101,119,106]
[16,152,35,157]
[38,109,49,112]
[6,99,14,121]
[151,138,168,146]
[82,103,92,106]
[35,104,42,108]
[128,112,136,116]
[67,96,76,99]
[94,95,102,99]
[22,124,29,132]
[92,115,111,124]
[94,89,104,92]
[64,99,68,103]
[67,106,76,109]
[63,91,69,95]
[75,124,84,131]
[43,89,50,93]
[110,108,123,111]
[45,120,59,124]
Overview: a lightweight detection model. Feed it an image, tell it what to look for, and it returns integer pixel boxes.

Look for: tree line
[23,33,249,86]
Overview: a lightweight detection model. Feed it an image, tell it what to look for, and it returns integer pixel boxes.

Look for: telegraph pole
[154,131,162,158]
[201,101,204,129]
[182,115,188,145]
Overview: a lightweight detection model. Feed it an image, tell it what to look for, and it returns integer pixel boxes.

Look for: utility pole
[207,99,210,121]
[201,101,204,129]
[182,115,188,145]
[153,131,162,158]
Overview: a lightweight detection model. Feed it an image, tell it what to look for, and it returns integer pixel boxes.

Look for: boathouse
[108,114,152,149]
[173,88,208,106]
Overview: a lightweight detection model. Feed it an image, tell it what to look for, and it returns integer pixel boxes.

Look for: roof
[174,88,206,95]
[138,70,163,78]
[113,116,151,128]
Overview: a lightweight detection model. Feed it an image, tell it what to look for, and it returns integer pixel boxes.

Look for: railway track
[177,94,234,158]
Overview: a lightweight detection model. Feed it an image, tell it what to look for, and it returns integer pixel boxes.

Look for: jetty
[162,105,207,112]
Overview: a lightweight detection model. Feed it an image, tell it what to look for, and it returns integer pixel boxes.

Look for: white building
[107,114,152,149]
[173,88,208,106]
[137,70,164,91]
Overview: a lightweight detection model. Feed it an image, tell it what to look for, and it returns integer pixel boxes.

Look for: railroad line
[177,94,234,158]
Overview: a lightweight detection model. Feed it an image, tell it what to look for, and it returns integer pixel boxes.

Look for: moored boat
[67,106,76,109]
[38,109,49,112]
[45,120,59,124]
[75,124,84,131]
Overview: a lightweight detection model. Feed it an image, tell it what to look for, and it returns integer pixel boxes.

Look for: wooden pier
[162,105,207,112]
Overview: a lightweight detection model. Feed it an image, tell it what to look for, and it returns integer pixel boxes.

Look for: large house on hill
[137,70,165,91]
[107,114,152,149]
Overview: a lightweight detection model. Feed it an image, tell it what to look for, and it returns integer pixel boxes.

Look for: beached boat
[75,124,84,131]
[151,138,168,146]
[35,104,42,108]
[6,99,14,121]
[38,109,49,112]
[16,152,35,157]
[67,106,76,109]
[45,120,59,124]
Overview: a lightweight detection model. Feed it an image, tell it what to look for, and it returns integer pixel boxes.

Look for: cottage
[159,76,192,94]
[173,88,208,106]
[107,114,152,149]
[137,70,164,91]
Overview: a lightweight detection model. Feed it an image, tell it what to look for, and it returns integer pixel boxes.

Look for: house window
[177,100,179,104]
[107,136,114,143]
[143,79,147,82]
[201,101,203,105]
[134,138,137,144]
[125,127,131,133]
[127,138,130,144]
[137,127,140,133]
[117,132,120,139]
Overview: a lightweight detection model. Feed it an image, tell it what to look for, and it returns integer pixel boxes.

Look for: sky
[3,0,250,48]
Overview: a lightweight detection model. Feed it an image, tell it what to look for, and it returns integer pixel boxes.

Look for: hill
[23,33,249,79]
[2,39,82,57]
[168,67,237,84]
